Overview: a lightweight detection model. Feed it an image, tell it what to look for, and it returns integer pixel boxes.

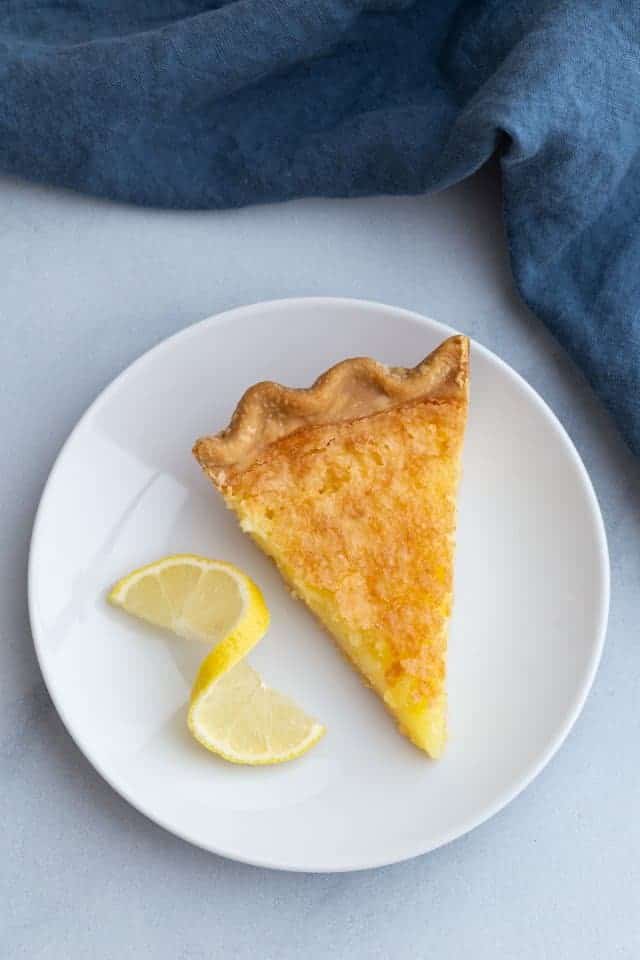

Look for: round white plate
[29,297,609,872]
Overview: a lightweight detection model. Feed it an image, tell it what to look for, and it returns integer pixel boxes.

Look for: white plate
[29,298,609,872]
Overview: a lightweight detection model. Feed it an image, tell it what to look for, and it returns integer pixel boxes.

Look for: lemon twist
[109,555,324,764]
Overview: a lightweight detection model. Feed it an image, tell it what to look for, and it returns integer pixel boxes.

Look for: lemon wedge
[108,554,325,765]
[108,554,268,656]
[188,651,325,765]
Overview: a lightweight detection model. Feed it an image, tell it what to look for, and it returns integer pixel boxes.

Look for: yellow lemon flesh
[108,554,324,765]
[188,653,324,765]
[108,554,268,662]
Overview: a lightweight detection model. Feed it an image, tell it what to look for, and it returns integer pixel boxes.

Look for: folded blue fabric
[1,1,638,453]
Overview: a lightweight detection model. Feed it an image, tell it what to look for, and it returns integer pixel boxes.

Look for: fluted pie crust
[194,335,469,757]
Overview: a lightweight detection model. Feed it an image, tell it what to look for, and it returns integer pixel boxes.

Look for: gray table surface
[2,166,639,960]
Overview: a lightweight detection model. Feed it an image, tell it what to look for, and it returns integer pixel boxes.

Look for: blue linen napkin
[1,1,638,453]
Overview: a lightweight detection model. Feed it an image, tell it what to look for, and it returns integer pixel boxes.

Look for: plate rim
[28,296,610,872]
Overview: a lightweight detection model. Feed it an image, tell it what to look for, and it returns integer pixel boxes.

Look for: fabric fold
[1,0,638,452]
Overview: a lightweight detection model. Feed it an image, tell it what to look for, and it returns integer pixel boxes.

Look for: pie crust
[194,335,468,480]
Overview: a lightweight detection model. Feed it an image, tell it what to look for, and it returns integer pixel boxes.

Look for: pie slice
[193,335,469,758]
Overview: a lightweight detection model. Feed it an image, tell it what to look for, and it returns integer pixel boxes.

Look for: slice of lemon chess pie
[193,335,469,758]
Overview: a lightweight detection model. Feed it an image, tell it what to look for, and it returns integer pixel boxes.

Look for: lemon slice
[108,554,325,765]
[188,652,325,765]
[108,554,269,656]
